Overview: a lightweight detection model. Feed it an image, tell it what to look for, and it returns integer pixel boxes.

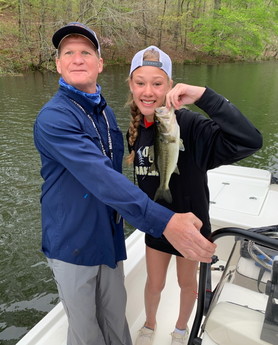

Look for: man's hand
[163,213,216,262]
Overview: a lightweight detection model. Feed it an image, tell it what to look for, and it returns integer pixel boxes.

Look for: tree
[188,0,278,59]
[1,0,278,73]
[157,0,168,47]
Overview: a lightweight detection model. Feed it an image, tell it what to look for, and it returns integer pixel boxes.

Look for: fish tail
[154,188,173,204]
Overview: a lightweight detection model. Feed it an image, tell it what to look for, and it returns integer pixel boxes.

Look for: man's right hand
[163,213,216,263]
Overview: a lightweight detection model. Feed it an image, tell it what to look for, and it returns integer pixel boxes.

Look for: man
[34,22,216,345]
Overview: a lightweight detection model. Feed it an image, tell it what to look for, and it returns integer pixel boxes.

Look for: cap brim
[52,25,99,50]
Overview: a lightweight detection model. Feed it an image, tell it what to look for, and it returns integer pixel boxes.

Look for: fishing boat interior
[16,165,278,345]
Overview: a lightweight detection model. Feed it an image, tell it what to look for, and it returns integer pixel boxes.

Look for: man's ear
[56,58,61,74]
[98,57,104,74]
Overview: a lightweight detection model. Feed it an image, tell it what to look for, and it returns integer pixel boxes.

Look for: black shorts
[145,233,183,257]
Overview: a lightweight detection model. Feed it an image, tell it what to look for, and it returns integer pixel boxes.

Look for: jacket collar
[59,85,107,115]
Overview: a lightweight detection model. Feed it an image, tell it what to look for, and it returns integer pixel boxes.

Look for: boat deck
[16,165,278,345]
[126,240,224,344]
[16,229,225,345]
[126,229,275,345]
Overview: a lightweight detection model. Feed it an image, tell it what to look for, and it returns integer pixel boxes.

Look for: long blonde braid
[126,98,142,165]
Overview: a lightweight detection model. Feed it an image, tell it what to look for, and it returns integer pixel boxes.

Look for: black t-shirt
[127,87,262,256]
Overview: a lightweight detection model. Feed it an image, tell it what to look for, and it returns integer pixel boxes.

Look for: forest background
[0,0,278,75]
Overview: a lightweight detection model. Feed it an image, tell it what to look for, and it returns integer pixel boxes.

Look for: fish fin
[149,162,156,173]
[154,188,173,204]
[179,139,185,151]
[149,145,155,162]
[148,146,157,173]
[174,166,180,175]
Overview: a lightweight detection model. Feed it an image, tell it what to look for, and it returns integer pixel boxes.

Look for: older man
[33,22,216,345]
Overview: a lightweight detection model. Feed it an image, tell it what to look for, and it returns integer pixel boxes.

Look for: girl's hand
[165,83,206,109]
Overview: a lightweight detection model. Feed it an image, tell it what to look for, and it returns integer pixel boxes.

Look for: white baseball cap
[129,45,172,78]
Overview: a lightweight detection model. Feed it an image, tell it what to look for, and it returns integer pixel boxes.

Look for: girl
[126,46,262,345]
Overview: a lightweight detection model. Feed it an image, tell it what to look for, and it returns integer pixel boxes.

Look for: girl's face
[129,66,173,121]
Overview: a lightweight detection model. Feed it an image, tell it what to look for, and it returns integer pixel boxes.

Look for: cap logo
[129,46,172,78]
[142,61,163,68]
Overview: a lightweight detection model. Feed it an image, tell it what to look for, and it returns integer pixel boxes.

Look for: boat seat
[203,301,272,345]
[234,256,271,293]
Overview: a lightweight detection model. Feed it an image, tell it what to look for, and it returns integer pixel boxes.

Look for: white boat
[16,165,278,345]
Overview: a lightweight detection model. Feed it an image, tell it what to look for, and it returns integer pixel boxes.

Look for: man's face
[56,35,103,94]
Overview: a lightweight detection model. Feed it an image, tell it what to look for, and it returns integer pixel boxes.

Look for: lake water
[0,61,278,344]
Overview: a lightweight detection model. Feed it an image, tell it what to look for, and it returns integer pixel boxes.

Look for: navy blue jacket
[34,86,173,267]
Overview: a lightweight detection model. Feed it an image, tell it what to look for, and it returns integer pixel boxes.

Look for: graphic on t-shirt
[135,146,159,177]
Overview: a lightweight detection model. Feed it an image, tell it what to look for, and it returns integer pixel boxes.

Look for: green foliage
[189,0,278,59]
[0,0,16,11]
[0,0,278,73]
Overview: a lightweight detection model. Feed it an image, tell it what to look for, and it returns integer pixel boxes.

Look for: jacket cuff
[138,200,174,238]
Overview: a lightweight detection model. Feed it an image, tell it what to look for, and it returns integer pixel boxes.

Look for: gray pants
[48,259,132,345]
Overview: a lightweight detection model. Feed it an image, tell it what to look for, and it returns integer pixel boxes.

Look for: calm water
[0,62,278,344]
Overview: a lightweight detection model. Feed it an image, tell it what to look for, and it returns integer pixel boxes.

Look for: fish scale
[152,106,184,203]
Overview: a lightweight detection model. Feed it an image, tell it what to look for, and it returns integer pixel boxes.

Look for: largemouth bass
[151,106,184,203]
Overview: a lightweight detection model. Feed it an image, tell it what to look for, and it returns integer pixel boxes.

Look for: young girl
[126,46,262,345]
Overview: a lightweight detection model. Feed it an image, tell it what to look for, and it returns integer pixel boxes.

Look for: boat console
[189,226,278,345]
[261,257,278,344]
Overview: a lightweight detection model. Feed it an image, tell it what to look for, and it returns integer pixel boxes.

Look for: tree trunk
[214,0,221,11]
[157,0,167,47]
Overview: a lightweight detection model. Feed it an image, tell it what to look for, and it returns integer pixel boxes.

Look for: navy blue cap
[52,22,100,55]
